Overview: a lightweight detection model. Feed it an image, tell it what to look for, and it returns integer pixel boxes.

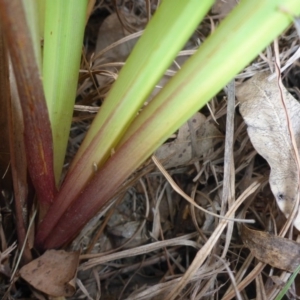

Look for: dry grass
[1,0,300,299]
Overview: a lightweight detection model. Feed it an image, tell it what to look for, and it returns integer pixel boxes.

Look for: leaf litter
[3,0,300,299]
[237,71,300,230]
[19,250,80,297]
[155,112,223,169]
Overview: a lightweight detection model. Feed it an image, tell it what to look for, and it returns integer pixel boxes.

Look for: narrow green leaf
[43,0,88,184]
[40,0,300,249]
[275,264,300,300]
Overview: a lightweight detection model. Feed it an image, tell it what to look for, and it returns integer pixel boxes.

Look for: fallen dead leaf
[95,12,143,62]
[211,0,238,16]
[236,72,300,230]
[95,11,144,88]
[20,249,80,297]
[241,225,300,272]
[155,112,222,168]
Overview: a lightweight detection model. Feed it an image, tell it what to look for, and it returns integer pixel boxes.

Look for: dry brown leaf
[20,249,80,297]
[95,12,142,62]
[155,112,222,168]
[211,0,238,15]
[241,225,300,272]
[236,72,300,230]
[95,12,143,88]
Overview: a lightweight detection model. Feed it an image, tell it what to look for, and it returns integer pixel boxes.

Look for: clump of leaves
[0,1,300,298]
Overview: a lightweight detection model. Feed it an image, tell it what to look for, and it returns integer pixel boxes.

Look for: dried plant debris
[0,243,16,278]
[19,250,80,297]
[236,71,300,230]
[106,191,148,249]
[241,225,300,272]
[211,0,238,16]
[94,12,143,86]
[155,112,223,169]
[95,11,144,58]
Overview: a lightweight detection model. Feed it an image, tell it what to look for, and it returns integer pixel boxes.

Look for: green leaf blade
[275,264,300,300]
[43,0,88,184]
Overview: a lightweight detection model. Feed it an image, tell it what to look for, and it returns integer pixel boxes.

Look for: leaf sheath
[0,0,56,211]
